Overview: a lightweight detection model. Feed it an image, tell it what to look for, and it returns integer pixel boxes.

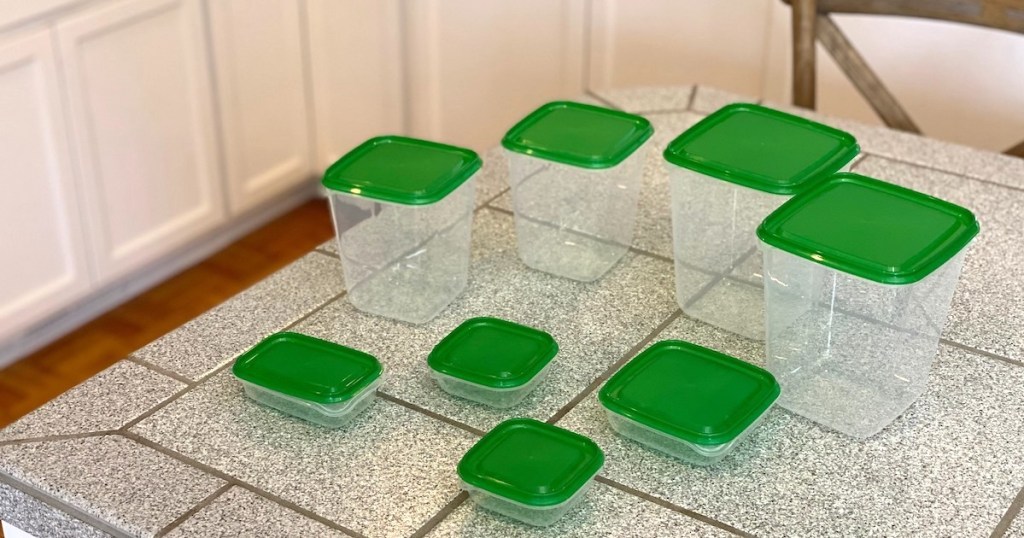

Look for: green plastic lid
[321,135,482,205]
[458,418,604,507]
[502,101,653,169]
[428,317,558,389]
[663,103,859,194]
[599,340,779,446]
[757,173,979,285]
[232,332,383,404]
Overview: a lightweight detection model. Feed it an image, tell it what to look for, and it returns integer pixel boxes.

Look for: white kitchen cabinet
[402,0,586,151]
[305,0,404,171]
[0,29,92,343]
[206,0,313,214]
[56,0,225,283]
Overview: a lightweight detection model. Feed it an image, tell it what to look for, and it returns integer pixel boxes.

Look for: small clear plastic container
[458,418,604,526]
[663,104,858,340]
[428,317,558,408]
[232,332,384,428]
[599,340,779,466]
[758,174,979,438]
[503,101,653,281]
[322,136,481,324]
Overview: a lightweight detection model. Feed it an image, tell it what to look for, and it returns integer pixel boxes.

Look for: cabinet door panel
[208,0,312,213]
[306,0,404,170]
[0,30,91,341]
[57,0,224,281]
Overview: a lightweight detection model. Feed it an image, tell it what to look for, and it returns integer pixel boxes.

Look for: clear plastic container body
[429,361,553,409]
[327,179,476,324]
[668,166,791,340]
[461,470,599,526]
[603,404,770,466]
[762,244,968,438]
[239,376,383,428]
[506,146,646,282]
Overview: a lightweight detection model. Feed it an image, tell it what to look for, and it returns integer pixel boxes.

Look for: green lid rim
[501,101,654,169]
[427,317,559,389]
[457,418,605,507]
[756,173,980,284]
[321,135,482,206]
[662,103,860,194]
[598,340,780,446]
[232,332,383,404]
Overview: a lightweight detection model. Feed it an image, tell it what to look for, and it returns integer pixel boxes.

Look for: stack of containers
[663,104,859,339]
[503,101,653,281]
[758,173,978,437]
[322,136,482,324]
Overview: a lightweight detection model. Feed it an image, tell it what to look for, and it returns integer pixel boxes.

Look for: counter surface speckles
[1,86,1023,538]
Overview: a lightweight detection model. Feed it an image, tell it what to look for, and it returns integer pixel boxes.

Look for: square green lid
[232,332,383,404]
[599,340,779,446]
[757,173,980,284]
[428,317,558,389]
[321,135,482,205]
[458,418,604,507]
[663,103,859,194]
[502,101,653,169]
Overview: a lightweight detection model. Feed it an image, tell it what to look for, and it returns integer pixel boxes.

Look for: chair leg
[792,0,817,109]
[816,14,921,134]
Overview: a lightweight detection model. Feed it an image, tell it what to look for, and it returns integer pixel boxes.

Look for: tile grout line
[546,309,683,425]
[120,289,351,432]
[125,355,194,386]
[990,485,1024,538]
[153,482,233,537]
[593,476,753,537]
[685,85,698,111]
[119,431,369,538]
[0,430,115,448]
[376,391,485,437]
[637,107,697,116]
[0,470,133,538]
[854,153,1024,193]
[407,491,469,538]
[940,338,1024,369]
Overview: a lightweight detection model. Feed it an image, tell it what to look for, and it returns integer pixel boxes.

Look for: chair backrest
[785,0,1024,157]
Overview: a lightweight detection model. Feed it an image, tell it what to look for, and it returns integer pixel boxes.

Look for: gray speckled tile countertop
[2,86,1023,537]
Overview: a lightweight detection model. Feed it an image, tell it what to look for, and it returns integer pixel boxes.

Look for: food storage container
[503,101,653,281]
[758,173,979,438]
[322,135,482,324]
[232,332,384,428]
[663,103,859,340]
[458,418,604,526]
[599,340,779,465]
[428,317,558,408]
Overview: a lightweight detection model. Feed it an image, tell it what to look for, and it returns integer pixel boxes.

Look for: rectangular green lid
[663,103,859,194]
[322,135,482,205]
[502,101,653,169]
[458,418,604,507]
[232,332,383,404]
[599,340,779,446]
[757,173,979,284]
[428,317,558,389]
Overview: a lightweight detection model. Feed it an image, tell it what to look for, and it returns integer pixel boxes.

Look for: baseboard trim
[0,182,325,369]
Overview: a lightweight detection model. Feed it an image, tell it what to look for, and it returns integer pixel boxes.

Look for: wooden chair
[784,0,1024,157]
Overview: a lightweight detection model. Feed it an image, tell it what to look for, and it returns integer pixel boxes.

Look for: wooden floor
[0,198,335,428]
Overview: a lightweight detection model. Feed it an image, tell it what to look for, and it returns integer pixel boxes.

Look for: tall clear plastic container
[503,101,653,282]
[758,174,979,438]
[664,104,859,340]
[322,136,481,324]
